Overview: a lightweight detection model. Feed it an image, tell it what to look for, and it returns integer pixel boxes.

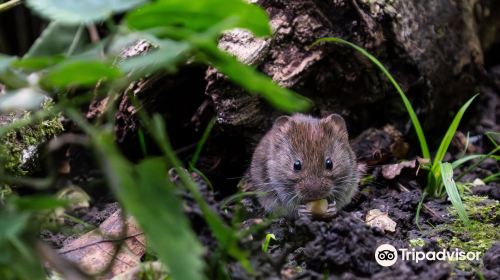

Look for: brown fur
[248,114,359,216]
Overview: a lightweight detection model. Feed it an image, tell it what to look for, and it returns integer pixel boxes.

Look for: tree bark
[206,0,496,139]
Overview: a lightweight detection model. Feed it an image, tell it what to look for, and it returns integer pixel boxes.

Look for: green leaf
[0,212,30,240]
[314,37,430,159]
[451,154,491,169]
[126,0,271,37]
[134,158,205,280]
[440,162,470,226]
[201,44,311,112]
[12,196,68,211]
[25,0,147,24]
[92,133,205,280]
[0,55,29,89]
[433,95,478,166]
[146,115,252,272]
[42,60,122,87]
[119,40,191,78]
[0,54,15,71]
[0,88,47,112]
[189,117,216,170]
[25,22,89,58]
[261,233,276,253]
[429,94,478,194]
[12,56,65,71]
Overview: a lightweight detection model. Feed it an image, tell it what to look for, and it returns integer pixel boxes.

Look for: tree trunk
[206,0,497,139]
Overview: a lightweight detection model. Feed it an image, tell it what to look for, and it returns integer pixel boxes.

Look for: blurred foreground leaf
[200,44,311,112]
[119,40,191,78]
[0,88,47,112]
[93,132,204,280]
[42,60,122,88]
[126,0,271,37]
[26,0,147,24]
[24,22,89,58]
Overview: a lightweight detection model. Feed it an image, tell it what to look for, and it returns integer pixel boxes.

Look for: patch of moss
[433,195,499,271]
[0,110,63,175]
[409,238,425,248]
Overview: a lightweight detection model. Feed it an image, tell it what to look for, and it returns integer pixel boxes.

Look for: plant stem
[66,25,84,56]
[0,0,21,13]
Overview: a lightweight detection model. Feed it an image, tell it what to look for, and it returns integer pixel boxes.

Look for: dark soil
[39,61,499,280]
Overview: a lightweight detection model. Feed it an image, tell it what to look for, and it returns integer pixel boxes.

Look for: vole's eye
[293,160,302,171]
[325,158,333,170]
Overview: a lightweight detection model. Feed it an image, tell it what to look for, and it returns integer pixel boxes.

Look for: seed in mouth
[305,199,328,215]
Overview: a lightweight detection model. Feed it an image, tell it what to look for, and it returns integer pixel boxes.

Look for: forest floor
[40,87,499,280]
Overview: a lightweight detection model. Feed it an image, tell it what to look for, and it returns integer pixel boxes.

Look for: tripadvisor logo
[375,244,398,266]
[374,244,481,267]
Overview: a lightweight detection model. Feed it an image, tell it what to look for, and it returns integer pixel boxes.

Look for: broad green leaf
[12,196,67,211]
[200,44,311,112]
[12,56,65,71]
[0,54,15,71]
[0,212,30,240]
[314,37,430,159]
[25,0,147,24]
[126,0,271,37]
[147,115,252,272]
[440,162,470,226]
[25,22,89,57]
[119,40,191,78]
[0,55,29,89]
[92,133,204,280]
[42,60,122,87]
[0,88,47,112]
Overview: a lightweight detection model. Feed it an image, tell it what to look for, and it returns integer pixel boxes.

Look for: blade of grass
[313,37,430,159]
[428,94,478,195]
[485,131,499,148]
[190,166,214,191]
[137,128,148,156]
[451,154,486,169]
[483,173,500,183]
[414,191,427,230]
[440,162,470,226]
[189,117,216,170]
[432,94,478,166]
[455,145,499,182]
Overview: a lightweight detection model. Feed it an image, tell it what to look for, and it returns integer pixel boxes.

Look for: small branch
[0,0,22,13]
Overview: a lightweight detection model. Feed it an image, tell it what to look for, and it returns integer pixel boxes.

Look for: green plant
[261,233,276,253]
[314,37,478,226]
[0,0,312,278]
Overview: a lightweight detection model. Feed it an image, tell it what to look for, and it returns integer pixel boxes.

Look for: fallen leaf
[381,160,416,180]
[111,261,167,280]
[365,209,397,233]
[58,209,146,278]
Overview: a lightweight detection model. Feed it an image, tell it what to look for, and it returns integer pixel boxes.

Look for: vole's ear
[320,114,348,141]
[273,115,290,128]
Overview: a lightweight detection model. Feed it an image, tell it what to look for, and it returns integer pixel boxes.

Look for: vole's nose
[298,179,328,202]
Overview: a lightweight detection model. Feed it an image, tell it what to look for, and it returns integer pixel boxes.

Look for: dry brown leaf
[365,209,397,233]
[58,209,146,278]
[381,160,417,180]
